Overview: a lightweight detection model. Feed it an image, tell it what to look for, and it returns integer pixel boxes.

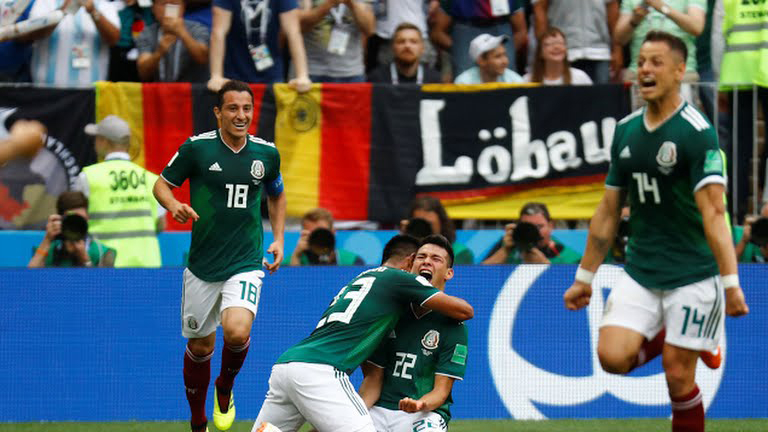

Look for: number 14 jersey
[606,102,725,290]
[277,267,441,374]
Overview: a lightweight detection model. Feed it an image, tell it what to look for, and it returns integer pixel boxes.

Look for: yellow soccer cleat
[213,387,235,431]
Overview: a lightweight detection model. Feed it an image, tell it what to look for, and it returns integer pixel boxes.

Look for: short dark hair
[520,202,551,221]
[56,191,88,215]
[643,30,687,63]
[408,196,456,243]
[392,22,423,42]
[419,234,454,268]
[381,234,420,265]
[216,80,254,109]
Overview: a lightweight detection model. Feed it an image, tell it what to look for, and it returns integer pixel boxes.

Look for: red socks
[671,385,705,432]
[215,337,251,412]
[635,328,666,369]
[184,347,212,428]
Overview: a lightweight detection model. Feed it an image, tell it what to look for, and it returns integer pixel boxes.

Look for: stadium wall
[0,265,765,422]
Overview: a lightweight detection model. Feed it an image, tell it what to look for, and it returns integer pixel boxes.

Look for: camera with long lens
[58,213,88,242]
[750,217,768,247]
[512,221,542,252]
[305,227,336,265]
[404,217,433,240]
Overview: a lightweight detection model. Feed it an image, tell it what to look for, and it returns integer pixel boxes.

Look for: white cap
[84,115,130,143]
[469,33,509,62]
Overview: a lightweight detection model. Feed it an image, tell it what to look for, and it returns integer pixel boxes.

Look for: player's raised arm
[564,187,626,311]
[694,183,749,317]
[422,293,473,321]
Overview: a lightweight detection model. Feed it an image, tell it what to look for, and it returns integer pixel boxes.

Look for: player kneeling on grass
[359,234,467,432]
[563,31,749,432]
[253,234,474,432]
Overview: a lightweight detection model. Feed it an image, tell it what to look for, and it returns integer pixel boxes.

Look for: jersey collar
[410,303,432,320]
[218,129,248,154]
[643,99,686,133]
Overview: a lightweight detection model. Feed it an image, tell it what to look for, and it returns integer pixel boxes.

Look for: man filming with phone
[482,202,581,265]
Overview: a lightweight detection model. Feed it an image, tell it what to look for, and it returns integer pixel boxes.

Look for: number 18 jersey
[277,267,441,374]
[161,130,281,282]
[605,102,725,290]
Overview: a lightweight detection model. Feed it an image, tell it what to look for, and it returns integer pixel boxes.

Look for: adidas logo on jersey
[209,162,222,172]
[619,146,631,159]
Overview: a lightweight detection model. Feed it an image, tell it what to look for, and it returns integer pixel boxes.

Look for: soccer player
[153,80,286,432]
[563,31,749,432]
[359,234,468,432]
[252,234,474,432]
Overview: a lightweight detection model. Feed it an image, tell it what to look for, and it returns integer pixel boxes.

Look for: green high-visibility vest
[719,0,768,90]
[83,159,162,267]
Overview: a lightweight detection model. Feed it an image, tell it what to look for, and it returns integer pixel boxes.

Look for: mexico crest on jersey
[656,141,677,174]
[251,160,265,179]
[422,330,440,350]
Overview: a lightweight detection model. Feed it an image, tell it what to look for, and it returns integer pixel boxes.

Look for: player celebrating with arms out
[563,31,748,432]
[253,234,473,432]
[153,80,286,432]
[359,234,468,432]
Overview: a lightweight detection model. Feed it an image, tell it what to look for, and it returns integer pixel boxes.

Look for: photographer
[28,191,116,268]
[286,208,364,266]
[734,204,768,263]
[482,202,581,265]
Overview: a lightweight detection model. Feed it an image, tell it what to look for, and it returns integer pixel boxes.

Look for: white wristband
[721,274,739,289]
[575,267,595,285]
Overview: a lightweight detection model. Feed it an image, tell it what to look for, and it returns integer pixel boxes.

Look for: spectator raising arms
[524,27,593,85]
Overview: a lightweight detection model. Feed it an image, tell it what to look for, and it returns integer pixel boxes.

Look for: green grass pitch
[0,420,766,431]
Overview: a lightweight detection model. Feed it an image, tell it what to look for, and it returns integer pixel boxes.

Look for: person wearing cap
[454,33,523,84]
[72,115,164,268]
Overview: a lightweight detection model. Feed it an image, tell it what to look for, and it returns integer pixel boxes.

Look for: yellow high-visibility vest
[720,0,768,89]
[83,159,162,267]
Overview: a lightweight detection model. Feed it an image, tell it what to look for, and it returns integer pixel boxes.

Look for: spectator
[0,119,45,165]
[734,204,768,263]
[285,207,364,266]
[432,0,527,78]
[524,27,593,85]
[25,0,120,87]
[614,0,705,84]
[400,196,474,265]
[454,33,524,83]
[718,0,767,223]
[365,0,431,72]
[72,115,164,267]
[136,0,210,82]
[299,0,375,82]
[532,0,621,84]
[185,0,214,29]
[482,202,581,264]
[28,191,116,268]
[694,0,717,122]
[367,21,442,84]
[108,0,154,82]
[207,0,311,92]
[0,0,34,82]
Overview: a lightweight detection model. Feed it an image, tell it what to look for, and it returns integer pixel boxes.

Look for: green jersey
[606,102,725,289]
[277,267,441,373]
[369,306,468,424]
[161,130,282,282]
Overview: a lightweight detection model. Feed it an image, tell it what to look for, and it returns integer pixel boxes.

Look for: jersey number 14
[632,172,661,204]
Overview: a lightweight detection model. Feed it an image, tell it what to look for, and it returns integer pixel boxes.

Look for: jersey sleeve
[605,125,627,189]
[277,0,298,14]
[686,127,725,193]
[213,0,235,12]
[161,140,196,187]
[393,273,441,307]
[265,147,283,196]
[435,323,468,380]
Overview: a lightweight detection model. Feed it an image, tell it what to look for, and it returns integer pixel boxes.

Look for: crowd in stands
[1,0,767,266]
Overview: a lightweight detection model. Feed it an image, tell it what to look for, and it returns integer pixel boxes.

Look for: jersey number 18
[225,183,249,208]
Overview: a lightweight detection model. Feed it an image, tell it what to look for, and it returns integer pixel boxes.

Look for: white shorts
[181,268,264,338]
[253,362,375,432]
[370,406,447,432]
[600,271,724,351]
